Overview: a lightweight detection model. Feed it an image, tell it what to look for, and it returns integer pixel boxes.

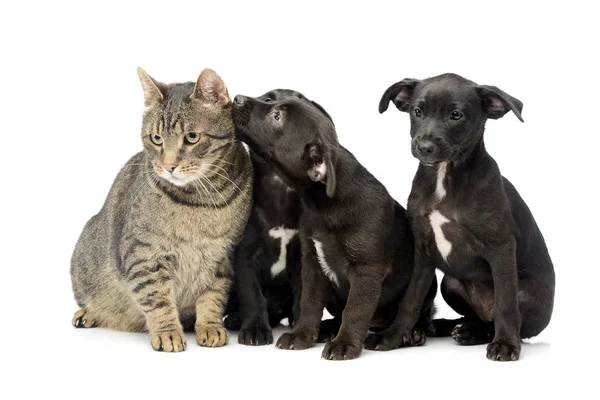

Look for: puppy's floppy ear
[137,67,165,107]
[379,78,419,113]
[310,101,335,126]
[476,85,524,122]
[191,68,230,106]
[305,143,336,198]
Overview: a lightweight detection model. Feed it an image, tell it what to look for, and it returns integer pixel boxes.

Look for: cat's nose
[164,164,178,173]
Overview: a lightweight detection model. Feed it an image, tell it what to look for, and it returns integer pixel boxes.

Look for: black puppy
[225,89,334,346]
[377,73,555,361]
[233,94,435,360]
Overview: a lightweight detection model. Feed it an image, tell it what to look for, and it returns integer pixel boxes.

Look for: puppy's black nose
[234,95,245,106]
[417,140,436,156]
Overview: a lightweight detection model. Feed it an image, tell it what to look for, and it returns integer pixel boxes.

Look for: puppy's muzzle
[234,95,249,108]
[416,139,436,157]
[413,136,451,164]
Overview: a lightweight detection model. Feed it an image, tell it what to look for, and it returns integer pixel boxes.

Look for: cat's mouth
[160,171,196,187]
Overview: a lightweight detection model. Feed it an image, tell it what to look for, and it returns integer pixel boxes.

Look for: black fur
[225,90,333,346]
[379,73,555,361]
[233,93,435,360]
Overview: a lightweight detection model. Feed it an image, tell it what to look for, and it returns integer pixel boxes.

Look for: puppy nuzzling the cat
[70,68,252,352]
[225,89,341,346]
[232,93,436,360]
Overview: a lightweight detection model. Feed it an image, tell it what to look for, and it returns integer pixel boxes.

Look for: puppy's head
[256,89,334,125]
[379,73,524,166]
[233,94,338,197]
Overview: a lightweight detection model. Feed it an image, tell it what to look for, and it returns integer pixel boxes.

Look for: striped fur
[70,69,252,352]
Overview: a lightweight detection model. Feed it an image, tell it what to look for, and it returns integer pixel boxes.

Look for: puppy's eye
[414,108,422,117]
[264,98,272,102]
[273,111,281,121]
[451,110,463,120]
[150,134,163,145]
[185,132,200,144]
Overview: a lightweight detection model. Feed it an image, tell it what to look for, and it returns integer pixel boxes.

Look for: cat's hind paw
[72,309,97,328]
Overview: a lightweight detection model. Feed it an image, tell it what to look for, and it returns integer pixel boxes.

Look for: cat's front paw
[196,325,229,347]
[150,329,186,352]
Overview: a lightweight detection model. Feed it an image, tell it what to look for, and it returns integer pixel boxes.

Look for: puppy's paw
[316,318,340,343]
[196,325,228,347]
[407,329,427,347]
[452,322,493,345]
[238,325,273,346]
[223,312,242,331]
[364,329,426,351]
[487,339,520,361]
[276,332,315,350]
[72,309,97,328]
[322,340,362,360]
[150,329,187,352]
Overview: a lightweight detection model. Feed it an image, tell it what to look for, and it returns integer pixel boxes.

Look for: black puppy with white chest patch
[233,94,435,360]
[225,89,334,345]
[377,73,555,361]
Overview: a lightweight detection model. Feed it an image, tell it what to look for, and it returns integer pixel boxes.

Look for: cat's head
[137,67,234,187]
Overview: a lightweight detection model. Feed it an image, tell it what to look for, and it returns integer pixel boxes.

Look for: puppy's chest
[266,225,298,278]
[414,166,482,272]
[310,234,349,287]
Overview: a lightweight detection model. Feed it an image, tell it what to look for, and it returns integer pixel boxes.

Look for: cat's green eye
[185,132,201,144]
[150,134,163,146]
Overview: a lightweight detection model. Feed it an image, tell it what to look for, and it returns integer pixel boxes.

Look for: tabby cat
[70,68,252,352]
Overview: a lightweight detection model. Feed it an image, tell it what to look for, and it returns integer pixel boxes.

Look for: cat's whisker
[201,163,230,177]
[123,163,148,168]
[197,172,228,206]
[130,172,153,205]
[190,174,215,208]
[193,178,218,210]
[211,158,235,166]
[120,171,149,179]
[127,171,147,198]
[203,168,242,193]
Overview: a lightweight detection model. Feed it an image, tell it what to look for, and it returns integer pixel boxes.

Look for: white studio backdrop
[0,1,597,399]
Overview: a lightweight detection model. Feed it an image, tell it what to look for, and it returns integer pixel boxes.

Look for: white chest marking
[435,162,448,201]
[313,239,339,286]
[269,226,298,277]
[429,210,452,261]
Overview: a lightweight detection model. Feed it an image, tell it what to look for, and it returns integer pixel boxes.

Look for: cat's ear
[137,67,165,107]
[191,68,230,106]
[304,142,337,198]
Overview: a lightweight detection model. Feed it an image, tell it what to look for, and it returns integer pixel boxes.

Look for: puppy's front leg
[486,238,521,361]
[276,241,327,350]
[321,265,384,360]
[365,246,435,351]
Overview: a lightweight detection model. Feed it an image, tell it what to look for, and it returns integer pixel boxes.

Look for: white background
[1,1,598,398]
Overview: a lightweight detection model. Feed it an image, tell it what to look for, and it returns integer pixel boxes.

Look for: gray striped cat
[70,68,252,352]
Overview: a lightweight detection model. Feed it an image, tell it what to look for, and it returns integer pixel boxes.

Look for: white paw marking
[435,162,447,201]
[429,210,452,261]
[268,226,298,277]
[312,239,339,286]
